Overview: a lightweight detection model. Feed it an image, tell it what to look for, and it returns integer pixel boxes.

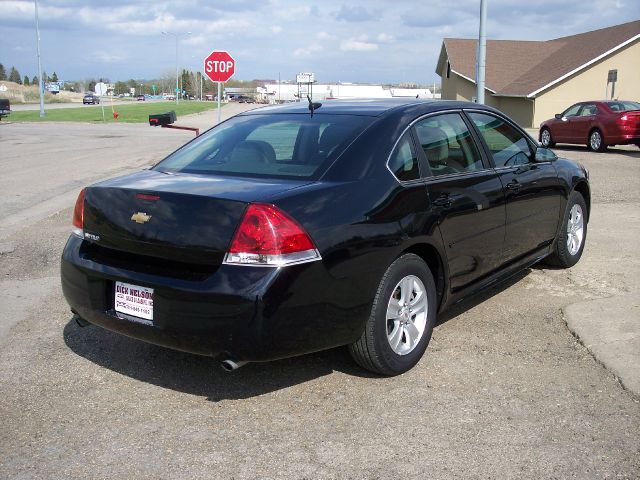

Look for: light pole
[476,0,487,104]
[161,31,191,105]
[34,0,45,117]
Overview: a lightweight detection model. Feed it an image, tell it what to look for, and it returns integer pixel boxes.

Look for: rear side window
[388,131,420,181]
[414,113,483,177]
[606,101,640,112]
[154,114,372,180]
[468,112,532,168]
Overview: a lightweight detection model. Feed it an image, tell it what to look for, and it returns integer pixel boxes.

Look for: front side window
[414,113,483,177]
[388,131,420,181]
[579,103,598,116]
[154,114,372,180]
[468,112,532,168]
[562,104,582,117]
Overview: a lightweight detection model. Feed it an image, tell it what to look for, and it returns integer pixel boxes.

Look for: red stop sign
[203,51,235,82]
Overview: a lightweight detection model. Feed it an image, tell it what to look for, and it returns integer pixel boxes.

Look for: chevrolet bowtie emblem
[131,212,152,224]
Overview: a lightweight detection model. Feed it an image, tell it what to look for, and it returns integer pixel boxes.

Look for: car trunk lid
[82,170,311,266]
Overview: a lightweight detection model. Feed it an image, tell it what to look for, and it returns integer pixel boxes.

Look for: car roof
[239,98,492,117]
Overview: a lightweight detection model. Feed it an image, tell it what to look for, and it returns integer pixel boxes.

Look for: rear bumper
[607,133,640,146]
[61,235,370,361]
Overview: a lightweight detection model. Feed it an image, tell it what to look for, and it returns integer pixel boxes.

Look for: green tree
[32,75,38,85]
[51,71,59,82]
[41,71,48,83]
[23,75,30,86]
[114,81,128,95]
[0,64,6,81]
[9,66,21,84]
[87,80,97,92]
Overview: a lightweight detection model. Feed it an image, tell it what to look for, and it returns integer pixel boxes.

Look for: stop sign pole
[203,50,236,124]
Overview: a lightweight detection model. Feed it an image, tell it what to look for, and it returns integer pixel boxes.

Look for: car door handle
[506,180,521,192]
[432,194,453,208]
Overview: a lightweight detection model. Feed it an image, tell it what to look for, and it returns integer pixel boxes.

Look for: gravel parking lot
[0,115,638,479]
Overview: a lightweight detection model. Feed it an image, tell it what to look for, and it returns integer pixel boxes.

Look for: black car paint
[61,100,590,363]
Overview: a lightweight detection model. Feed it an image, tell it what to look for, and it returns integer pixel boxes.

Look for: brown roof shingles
[443,20,640,97]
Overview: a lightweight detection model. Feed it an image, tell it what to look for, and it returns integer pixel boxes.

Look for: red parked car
[539,100,640,152]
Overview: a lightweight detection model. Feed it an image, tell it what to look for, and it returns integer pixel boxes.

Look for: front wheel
[540,127,555,147]
[588,129,606,152]
[545,191,587,268]
[349,253,437,376]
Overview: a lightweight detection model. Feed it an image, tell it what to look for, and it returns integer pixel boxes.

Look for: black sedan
[61,99,590,375]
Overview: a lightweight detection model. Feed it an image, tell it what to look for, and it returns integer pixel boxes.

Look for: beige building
[436,20,640,128]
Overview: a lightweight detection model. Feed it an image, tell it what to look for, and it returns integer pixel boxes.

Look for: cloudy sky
[1,0,638,84]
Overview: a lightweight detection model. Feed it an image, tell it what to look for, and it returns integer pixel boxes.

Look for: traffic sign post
[203,50,235,124]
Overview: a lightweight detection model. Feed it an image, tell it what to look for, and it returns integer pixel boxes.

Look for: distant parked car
[539,100,640,152]
[137,95,146,101]
[83,94,100,105]
[0,99,10,119]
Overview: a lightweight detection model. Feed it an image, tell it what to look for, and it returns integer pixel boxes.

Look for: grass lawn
[8,101,223,123]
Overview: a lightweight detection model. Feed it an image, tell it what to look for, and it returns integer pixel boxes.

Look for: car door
[554,103,582,142]
[466,111,562,262]
[571,103,599,143]
[413,112,506,292]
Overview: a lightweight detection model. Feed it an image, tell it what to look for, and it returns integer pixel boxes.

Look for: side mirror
[535,147,557,162]
[554,113,562,120]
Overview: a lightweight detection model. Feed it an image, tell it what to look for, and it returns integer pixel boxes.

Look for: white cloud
[377,33,394,43]
[317,31,335,40]
[270,25,283,34]
[183,34,206,46]
[93,52,127,63]
[293,44,323,57]
[340,38,378,52]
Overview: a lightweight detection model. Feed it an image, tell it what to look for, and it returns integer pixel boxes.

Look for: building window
[446,61,451,79]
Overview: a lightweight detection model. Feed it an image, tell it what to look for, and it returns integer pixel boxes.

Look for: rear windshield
[154,113,373,180]
[605,101,640,112]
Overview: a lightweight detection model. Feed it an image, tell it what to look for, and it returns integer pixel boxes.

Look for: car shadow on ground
[63,319,379,402]
[436,269,530,325]
[64,269,533,401]
[552,145,640,157]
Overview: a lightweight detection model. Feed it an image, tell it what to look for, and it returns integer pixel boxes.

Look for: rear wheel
[545,191,587,268]
[349,254,437,376]
[588,129,606,152]
[540,127,555,147]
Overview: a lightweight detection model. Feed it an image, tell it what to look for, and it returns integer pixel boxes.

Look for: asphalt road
[0,114,638,479]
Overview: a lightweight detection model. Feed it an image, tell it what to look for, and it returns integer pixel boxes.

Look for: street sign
[204,51,235,83]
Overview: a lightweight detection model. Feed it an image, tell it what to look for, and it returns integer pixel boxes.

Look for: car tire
[349,253,437,376]
[588,129,606,152]
[540,127,555,148]
[545,191,587,268]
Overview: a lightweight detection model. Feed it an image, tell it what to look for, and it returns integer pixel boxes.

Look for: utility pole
[162,31,191,105]
[34,0,45,117]
[476,0,487,104]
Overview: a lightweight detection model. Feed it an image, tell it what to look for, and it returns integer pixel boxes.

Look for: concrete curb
[563,294,640,398]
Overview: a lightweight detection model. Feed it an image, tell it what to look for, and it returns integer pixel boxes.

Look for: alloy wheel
[541,129,551,147]
[386,275,428,355]
[566,204,584,256]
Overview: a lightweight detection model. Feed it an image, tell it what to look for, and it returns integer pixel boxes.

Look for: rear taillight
[224,203,321,267]
[617,113,639,127]
[72,188,85,238]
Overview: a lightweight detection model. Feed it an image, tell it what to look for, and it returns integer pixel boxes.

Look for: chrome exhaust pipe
[220,359,248,372]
